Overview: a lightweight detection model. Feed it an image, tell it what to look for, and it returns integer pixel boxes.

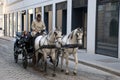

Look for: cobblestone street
[0,39,120,80]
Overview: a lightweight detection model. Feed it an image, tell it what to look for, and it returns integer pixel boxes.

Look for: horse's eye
[76,33,78,37]
[54,32,57,36]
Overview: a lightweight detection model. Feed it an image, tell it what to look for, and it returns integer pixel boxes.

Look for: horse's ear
[78,27,83,32]
[77,27,81,31]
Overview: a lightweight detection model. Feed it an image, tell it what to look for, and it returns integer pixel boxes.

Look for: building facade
[3,0,120,58]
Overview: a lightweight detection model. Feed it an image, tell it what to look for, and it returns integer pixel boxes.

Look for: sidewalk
[0,36,120,76]
[70,50,120,76]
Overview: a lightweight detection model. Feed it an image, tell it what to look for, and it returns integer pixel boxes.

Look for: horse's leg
[65,53,69,75]
[32,53,36,65]
[37,53,42,63]
[61,52,64,72]
[73,52,78,75]
[43,52,47,72]
[52,52,56,77]
[35,52,39,67]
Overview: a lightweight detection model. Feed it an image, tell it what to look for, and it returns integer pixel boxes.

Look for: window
[96,1,119,58]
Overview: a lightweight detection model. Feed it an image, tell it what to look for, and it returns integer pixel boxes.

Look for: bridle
[76,32,83,44]
[46,31,62,44]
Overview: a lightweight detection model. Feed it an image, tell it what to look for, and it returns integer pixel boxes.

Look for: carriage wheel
[14,45,18,63]
[14,52,18,63]
[22,49,28,69]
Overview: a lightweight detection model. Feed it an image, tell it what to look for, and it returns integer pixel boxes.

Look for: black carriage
[14,32,34,69]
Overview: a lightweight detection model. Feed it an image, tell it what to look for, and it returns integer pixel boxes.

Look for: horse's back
[35,36,43,50]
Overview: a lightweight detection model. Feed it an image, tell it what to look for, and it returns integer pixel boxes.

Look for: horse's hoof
[65,72,69,75]
[73,72,77,75]
[52,73,56,77]
[61,69,64,72]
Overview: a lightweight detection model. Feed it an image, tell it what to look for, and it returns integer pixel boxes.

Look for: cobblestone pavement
[0,39,120,80]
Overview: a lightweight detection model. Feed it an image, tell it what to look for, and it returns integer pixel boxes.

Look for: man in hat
[31,13,46,50]
[31,13,46,37]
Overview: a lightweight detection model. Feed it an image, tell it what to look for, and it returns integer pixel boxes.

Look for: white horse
[61,28,83,75]
[34,29,62,76]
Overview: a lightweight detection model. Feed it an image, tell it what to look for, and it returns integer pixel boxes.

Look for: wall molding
[7,0,23,6]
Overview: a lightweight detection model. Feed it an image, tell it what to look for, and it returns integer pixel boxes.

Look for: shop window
[96,1,119,58]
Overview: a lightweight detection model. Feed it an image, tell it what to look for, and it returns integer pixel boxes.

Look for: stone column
[26,10,28,31]
[67,0,72,34]
[42,6,44,22]
[16,12,18,32]
[87,0,97,54]
[20,12,22,31]
[52,3,56,31]
[33,8,36,20]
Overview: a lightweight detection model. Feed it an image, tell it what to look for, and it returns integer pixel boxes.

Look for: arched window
[109,19,118,37]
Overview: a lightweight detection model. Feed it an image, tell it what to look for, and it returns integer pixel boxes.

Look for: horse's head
[76,28,83,45]
[47,28,62,47]
[54,29,62,48]
[73,28,83,45]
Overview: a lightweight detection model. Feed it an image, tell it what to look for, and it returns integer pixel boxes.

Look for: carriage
[13,31,61,70]
[13,28,83,76]
[14,32,34,69]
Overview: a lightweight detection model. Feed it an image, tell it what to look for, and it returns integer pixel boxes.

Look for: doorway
[72,7,87,49]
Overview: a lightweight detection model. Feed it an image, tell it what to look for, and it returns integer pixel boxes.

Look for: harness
[38,34,61,49]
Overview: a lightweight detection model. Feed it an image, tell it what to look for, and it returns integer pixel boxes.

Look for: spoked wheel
[22,49,28,69]
[14,52,18,63]
[14,45,18,63]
